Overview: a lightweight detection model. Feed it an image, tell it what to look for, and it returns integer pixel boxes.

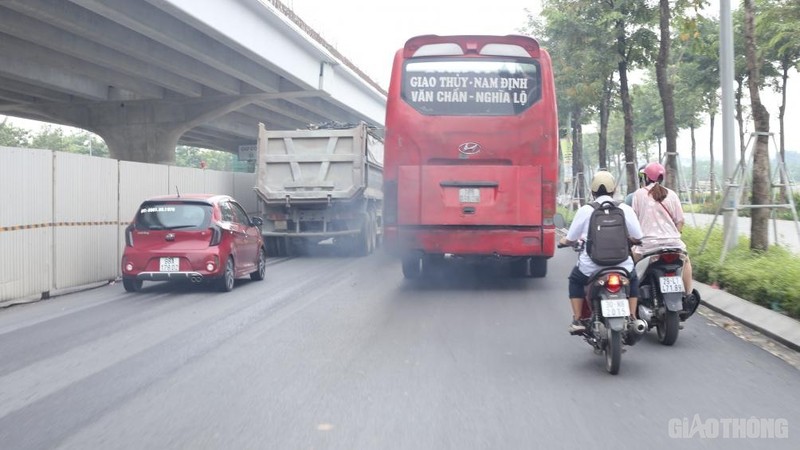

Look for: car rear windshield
[134,202,212,230]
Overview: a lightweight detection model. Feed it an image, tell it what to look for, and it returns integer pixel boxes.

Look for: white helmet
[591,171,616,194]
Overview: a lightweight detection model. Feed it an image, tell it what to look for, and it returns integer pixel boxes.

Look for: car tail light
[606,273,622,294]
[125,224,134,247]
[659,253,681,264]
[209,225,222,246]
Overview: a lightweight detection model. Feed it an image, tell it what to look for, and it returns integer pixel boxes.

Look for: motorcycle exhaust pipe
[638,305,654,323]
[631,319,647,334]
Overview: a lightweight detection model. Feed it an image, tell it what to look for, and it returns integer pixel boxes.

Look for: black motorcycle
[560,241,647,375]
[634,248,700,346]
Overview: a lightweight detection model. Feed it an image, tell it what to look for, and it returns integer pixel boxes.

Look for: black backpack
[585,200,630,265]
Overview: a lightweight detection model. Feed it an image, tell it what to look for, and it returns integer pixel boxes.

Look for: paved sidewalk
[695,280,800,352]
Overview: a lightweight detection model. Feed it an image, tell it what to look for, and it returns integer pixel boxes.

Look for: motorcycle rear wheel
[605,329,622,375]
[657,311,680,346]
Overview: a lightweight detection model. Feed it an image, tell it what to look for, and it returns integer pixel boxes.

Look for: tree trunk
[778,64,788,203]
[735,78,746,163]
[617,20,636,195]
[598,73,613,170]
[571,106,585,205]
[656,0,678,191]
[691,124,697,203]
[744,0,771,252]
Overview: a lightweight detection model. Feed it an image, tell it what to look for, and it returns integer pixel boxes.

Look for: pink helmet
[644,162,665,183]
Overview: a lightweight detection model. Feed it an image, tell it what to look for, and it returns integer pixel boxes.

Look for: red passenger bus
[382,35,558,278]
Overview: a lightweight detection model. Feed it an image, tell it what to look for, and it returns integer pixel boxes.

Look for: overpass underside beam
[28,96,265,164]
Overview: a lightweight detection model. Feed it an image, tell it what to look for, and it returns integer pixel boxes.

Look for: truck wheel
[356,222,372,257]
[368,220,377,254]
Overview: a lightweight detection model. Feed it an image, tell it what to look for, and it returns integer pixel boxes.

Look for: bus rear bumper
[384,226,555,258]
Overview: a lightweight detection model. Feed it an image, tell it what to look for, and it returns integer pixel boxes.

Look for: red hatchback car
[121,194,266,292]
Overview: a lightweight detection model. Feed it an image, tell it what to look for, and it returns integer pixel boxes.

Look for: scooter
[559,240,647,375]
[634,248,701,346]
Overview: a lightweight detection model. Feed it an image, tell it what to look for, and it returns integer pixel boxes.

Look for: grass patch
[683,226,800,319]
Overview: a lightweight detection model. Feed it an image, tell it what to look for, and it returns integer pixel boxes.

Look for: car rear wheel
[218,257,235,292]
[122,278,142,292]
[251,247,266,281]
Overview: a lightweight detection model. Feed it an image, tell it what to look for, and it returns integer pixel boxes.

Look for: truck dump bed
[255,122,383,205]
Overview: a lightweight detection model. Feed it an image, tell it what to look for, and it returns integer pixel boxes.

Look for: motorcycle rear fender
[606,317,625,332]
[663,292,684,311]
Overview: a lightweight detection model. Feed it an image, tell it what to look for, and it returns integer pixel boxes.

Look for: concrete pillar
[96,120,183,164]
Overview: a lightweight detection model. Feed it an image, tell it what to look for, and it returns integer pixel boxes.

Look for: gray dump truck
[254,122,383,256]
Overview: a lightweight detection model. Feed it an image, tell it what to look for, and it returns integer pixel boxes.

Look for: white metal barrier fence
[0,147,256,305]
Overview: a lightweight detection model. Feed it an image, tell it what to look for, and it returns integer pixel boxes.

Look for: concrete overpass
[0,0,387,163]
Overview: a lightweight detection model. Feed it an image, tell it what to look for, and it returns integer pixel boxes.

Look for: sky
[5,0,798,164]
[284,0,799,163]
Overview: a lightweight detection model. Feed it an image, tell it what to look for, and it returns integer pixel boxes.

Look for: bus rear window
[401,59,541,116]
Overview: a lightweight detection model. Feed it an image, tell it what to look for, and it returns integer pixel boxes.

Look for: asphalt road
[0,248,798,449]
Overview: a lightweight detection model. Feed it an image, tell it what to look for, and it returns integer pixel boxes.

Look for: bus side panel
[416,166,542,226]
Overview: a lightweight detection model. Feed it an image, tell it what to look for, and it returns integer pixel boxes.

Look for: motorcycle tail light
[659,253,681,264]
[606,273,622,293]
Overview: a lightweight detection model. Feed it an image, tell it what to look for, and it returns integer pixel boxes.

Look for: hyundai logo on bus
[458,142,482,156]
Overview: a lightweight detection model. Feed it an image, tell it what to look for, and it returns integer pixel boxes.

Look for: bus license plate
[601,299,630,318]
[159,257,180,272]
[659,276,684,293]
[459,188,480,203]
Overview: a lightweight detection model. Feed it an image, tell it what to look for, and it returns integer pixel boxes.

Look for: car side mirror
[251,216,263,227]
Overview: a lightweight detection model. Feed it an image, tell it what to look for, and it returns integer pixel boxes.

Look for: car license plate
[459,188,480,203]
[660,276,685,293]
[159,257,180,272]
[601,299,630,318]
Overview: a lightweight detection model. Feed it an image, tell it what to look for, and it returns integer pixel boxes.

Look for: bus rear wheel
[402,255,422,279]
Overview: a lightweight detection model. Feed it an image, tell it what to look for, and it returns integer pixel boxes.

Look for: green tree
[759,0,800,201]
[175,146,252,172]
[676,15,721,198]
[0,117,30,147]
[631,76,664,161]
[530,1,614,203]
[654,0,708,191]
